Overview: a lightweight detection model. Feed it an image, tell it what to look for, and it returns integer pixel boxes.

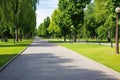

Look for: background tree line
[0,0,38,43]
[38,0,120,43]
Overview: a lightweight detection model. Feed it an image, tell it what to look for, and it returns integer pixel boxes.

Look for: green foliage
[38,17,50,37]
[94,0,106,23]
[67,0,91,41]
[112,0,120,7]
[84,3,97,38]
[83,0,119,41]
[96,25,107,39]
[57,2,72,41]
[0,0,38,41]
[49,0,90,41]
[93,0,117,40]
[47,10,61,37]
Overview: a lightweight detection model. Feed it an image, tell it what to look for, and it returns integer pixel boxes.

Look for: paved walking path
[0,37,120,80]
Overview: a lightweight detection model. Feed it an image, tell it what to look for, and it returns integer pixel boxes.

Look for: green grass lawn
[60,43,120,72]
[0,39,33,68]
[47,39,120,73]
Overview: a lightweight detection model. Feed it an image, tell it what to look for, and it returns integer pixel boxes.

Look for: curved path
[0,37,120,80]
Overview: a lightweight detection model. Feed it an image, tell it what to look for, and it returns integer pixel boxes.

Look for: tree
[0,0,39,43]
[96,25,107,40]
[94,0,116,42]
[47,10,61,38]
[0,0,13,40]
[57,11,71,42]
[67,0,91,42]
[19,0,37,39]
[38,17,50,37]
[57,0,91,42]
[84,3,97,39]
[112,0,120,7]
[57,0,72,41]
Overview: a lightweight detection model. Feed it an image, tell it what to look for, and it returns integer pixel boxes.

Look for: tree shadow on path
[0,53,119,80]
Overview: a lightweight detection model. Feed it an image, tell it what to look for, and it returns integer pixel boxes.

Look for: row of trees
[84,0,120,42]
[38,0,91,42]
[0,0,38,43]
[38,0,120,42]
[38,17,50,37]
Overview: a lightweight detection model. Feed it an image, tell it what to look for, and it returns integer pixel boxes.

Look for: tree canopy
[38,17,50,37]
[47,0,91,41]
[0,0,38,43]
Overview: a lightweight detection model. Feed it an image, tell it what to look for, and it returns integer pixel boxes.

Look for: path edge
[58,45,120,79]
[0,42,32,72]
[45,38,120,77]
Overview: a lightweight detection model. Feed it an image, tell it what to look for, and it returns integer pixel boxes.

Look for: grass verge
[0,39,33,67]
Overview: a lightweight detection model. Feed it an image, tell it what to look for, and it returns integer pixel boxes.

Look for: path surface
[0,37,120,80]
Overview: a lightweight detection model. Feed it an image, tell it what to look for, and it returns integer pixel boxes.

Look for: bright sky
[36,0,58,28]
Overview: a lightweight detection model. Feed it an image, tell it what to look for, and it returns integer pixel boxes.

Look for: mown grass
[0,39,33,67]
[47,39,120,73]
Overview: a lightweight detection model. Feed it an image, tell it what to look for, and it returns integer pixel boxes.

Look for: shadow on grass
[48,41,73,43]
[0,54,17,67]
[48,40,111,44]
[0,44,29,47]
[0,53,119,80]
[80,40,108,43]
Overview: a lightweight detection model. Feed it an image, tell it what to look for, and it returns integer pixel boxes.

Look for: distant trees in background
[38,0,120,42]
[0,0,38,43]
[38,0,91,42]
[38,17,50,37]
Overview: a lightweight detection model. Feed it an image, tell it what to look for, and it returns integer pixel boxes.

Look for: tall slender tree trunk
[13,27,16,44]
[19,29,22,41]
[107,27,111,42]
[64,34,66,42]
[15,27,19,42]
[73,30,77,42]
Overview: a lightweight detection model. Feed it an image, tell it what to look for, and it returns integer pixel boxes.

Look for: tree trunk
[64,34,66,42]
[107,27,111,42]
[73,30,77,42]
[15,27,19,42]
[19,29,22,41]
[111,39,113,48]
[86,38,88,44]
[13,28,16,44]
[99,39,101,45]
